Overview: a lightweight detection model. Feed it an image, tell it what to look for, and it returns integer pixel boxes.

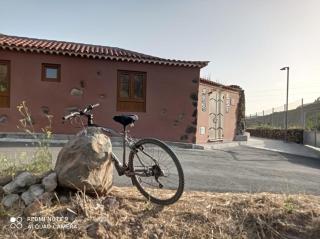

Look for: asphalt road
[1,144,320,195]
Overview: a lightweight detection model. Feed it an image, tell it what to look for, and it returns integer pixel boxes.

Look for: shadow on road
[218,146,320,170]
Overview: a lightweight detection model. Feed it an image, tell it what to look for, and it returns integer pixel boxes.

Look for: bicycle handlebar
[62,103,100,121]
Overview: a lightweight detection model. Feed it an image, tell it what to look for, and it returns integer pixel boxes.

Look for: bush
[247,128,304,143]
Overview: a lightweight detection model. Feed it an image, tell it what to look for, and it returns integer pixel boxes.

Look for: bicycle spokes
[130,141,183,203]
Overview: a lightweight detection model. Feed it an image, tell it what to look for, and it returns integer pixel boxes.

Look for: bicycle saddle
[113,114,139,127]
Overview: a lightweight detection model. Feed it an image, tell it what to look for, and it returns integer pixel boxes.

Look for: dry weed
[0,187,319,239]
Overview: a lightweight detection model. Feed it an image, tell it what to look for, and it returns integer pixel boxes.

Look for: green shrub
[246,128,304,143]
[0,101,54,176]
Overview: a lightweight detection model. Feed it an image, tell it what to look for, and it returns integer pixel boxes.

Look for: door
[0,60,10,108]
[208,91,224,141]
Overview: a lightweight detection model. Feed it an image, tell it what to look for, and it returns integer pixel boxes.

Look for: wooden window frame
[0,60,10,108]
[117,70,147,112]
[41,63,61,82]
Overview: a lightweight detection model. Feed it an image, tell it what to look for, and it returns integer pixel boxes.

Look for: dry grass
[1,186,320,239]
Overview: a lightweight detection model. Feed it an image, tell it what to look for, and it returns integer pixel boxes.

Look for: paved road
[1,144,319,195]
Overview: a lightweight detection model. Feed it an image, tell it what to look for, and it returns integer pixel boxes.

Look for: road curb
[0,136,205,150]
[304,145,320,159]
[0,133,253,151]
[201,141,247,150]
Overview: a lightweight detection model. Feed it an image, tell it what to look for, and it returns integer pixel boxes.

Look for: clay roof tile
[0,34,209,68]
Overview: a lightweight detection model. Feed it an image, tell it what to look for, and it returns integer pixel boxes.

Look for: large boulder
[54,127,113,195]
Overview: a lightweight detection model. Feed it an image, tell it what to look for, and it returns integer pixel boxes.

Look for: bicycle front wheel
[128,138,184,205]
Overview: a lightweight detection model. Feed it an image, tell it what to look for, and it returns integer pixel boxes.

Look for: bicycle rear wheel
[129,138,184,205]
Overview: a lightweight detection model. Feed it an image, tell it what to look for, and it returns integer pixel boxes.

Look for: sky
[1,0,319,115]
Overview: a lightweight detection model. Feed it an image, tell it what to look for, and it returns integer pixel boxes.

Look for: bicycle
[62,103,184,205]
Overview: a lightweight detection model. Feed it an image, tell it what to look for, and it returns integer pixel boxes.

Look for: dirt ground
[1,186,319,239]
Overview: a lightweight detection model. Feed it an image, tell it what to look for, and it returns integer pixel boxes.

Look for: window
[0,60,10,108]
[117,70,146,112]
[226,94,230,113]
[42,63,61,82]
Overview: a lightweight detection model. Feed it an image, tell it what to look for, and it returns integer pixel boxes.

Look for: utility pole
[301,98,304,129]
[280,67,290,141]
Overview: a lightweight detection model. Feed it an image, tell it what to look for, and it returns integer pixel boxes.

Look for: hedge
[246,128,304,144]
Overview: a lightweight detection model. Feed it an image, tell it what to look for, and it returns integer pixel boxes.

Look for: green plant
[0,152,28,176]
[17,101,53,147]
[305,112,320,130]
[26,148,52,173]
[0,101,54,176]
[283,196,295,214]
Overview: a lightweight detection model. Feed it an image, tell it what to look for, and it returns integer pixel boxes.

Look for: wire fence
[246,98,320,130]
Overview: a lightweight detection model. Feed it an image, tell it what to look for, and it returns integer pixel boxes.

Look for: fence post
[301,98,304,129]
[262,110,265,125]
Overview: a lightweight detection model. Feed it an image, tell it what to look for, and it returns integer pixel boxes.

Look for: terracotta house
[0,34,242,144]
[196,79,243,144]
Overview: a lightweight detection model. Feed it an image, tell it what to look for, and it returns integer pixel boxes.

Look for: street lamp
[280,66,289,141]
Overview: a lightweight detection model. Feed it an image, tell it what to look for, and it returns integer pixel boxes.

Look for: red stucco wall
[196,82,240,144]
[0,50,200,143]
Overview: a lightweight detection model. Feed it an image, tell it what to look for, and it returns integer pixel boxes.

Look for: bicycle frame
[76,111,160,177]
[99,125,136,176]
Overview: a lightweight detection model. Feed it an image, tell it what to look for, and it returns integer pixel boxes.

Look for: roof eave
[0,44,209,68]
[200,78,242,92]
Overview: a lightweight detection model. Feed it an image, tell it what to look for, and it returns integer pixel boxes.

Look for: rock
[86,222,109,239]
[3,181,25,194]
[24,200,42,217]
[103,196,119,210]
[23,192,54,216]
[37,192,54,207]
[21,191,33,205]
[55,127,113,195]
[2,181,16,194]
[3,172,38,194]
[21,184,45,205]
[0,186,4,197]
[29,184,44,196]
[42,172,57,192]
[15,172,37,187]
[15,171,37,187]
[38,170,54,179]
[0,175,13,186]
[0,114,8,124]
[70,88,83,96]
[1,194,21,208]
[41,106,50,115]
